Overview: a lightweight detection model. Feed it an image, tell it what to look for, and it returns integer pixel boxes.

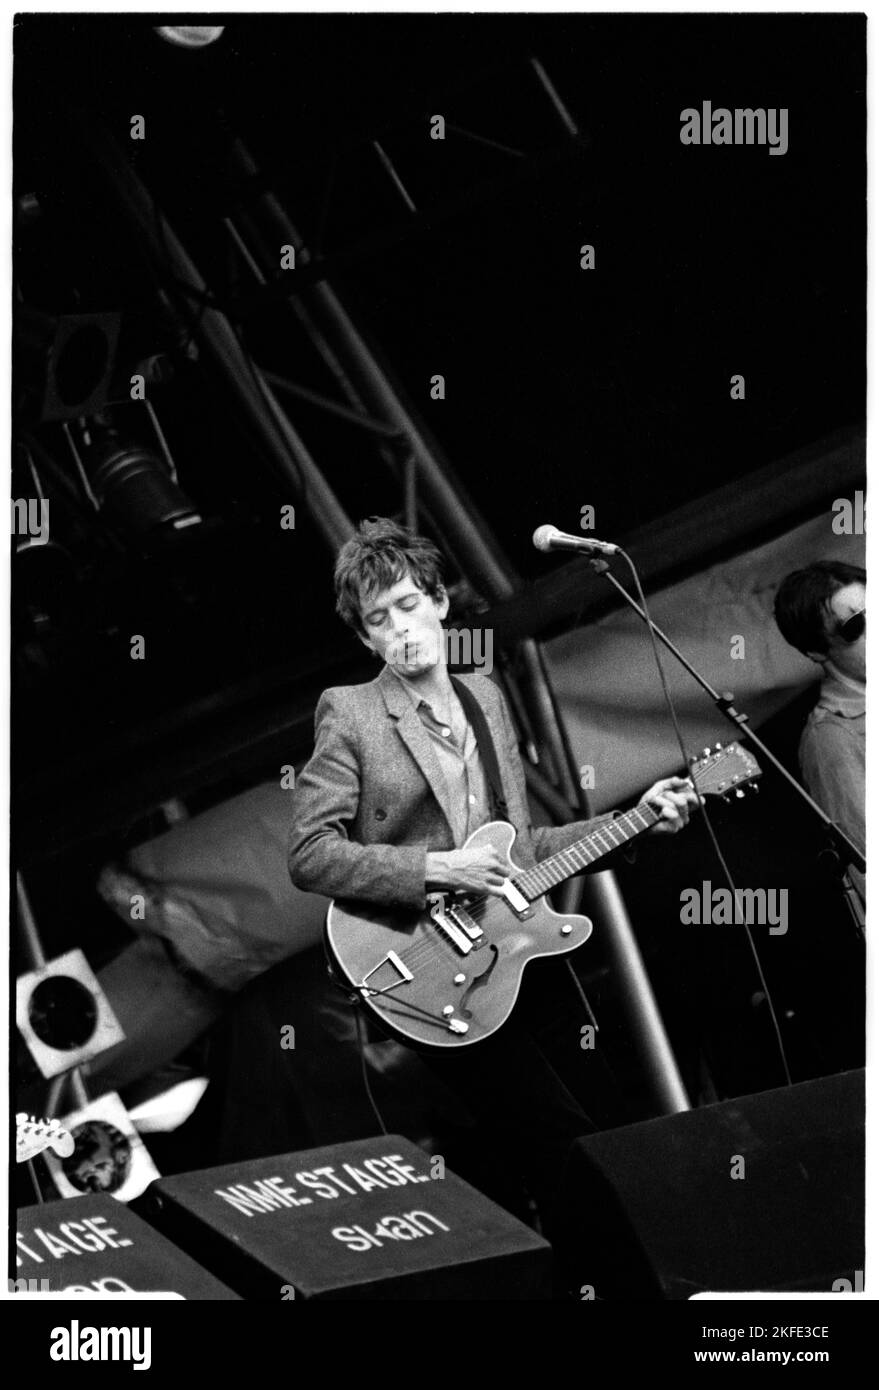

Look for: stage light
[64,405,202,540]
[42,1092,161,1203]
[78,433,200,536]
[154,26,225,50]
[16,949,126,1080]
[14,308,121,423]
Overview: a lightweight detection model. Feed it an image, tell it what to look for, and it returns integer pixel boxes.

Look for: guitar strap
[450,676,511,824]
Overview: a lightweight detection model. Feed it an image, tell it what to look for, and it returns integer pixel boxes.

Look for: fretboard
[513,802,661,901]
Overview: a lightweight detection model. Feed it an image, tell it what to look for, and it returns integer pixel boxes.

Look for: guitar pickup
[500,878,531,916]
[448,904,483,940]
[428,894,473,954]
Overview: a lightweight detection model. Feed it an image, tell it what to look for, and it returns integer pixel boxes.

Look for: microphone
[532,524,621,556]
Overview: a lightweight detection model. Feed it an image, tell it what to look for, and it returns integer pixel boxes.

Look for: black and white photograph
[6,2,870,1344]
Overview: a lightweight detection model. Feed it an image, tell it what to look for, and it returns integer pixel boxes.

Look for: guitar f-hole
[458,943,500,1019]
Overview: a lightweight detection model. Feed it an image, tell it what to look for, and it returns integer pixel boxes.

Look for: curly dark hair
[334,517,445,634]
[774,559,866,657]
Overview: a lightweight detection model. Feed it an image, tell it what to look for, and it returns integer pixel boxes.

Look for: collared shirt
[390,669,493,846]
[799,661,865,907]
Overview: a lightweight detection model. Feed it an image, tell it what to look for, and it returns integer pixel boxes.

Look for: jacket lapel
[377,665,456,836]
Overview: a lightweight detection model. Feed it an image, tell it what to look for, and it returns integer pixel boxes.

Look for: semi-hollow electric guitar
[326,741,761,1048]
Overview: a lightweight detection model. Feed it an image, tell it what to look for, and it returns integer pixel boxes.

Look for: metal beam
[72,109,355,554]
[261,370,402,439]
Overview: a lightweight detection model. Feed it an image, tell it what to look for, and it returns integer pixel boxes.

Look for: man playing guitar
[288,517,699,1233]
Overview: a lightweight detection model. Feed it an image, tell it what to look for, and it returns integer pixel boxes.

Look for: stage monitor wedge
[16,1193,239,1299]
[143,1134,552,1300]
[558,1069,865,1300]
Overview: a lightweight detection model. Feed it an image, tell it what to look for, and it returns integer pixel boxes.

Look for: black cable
[353,1007,389,1137]
[563,959,633,1116]
[617,549,792,1087]
[564,959,599,1030]
[25,1158,44,1205]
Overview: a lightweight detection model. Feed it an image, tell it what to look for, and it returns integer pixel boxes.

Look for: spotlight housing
[154,26,225,49]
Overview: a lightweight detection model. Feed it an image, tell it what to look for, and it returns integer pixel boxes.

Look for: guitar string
[384,809,659,974]
[358,752,732,978]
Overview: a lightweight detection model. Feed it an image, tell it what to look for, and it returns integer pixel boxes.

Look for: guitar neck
[513,801,661,901]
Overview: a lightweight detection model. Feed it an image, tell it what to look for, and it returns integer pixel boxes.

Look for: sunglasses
[835,609,866,644]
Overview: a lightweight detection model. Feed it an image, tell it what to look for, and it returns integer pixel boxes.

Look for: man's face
[817,581,866,682]
[357,572,449,675]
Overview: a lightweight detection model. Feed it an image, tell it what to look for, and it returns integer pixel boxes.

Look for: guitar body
[325,820,592,1049]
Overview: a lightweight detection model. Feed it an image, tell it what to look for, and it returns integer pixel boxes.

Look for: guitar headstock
[16,1113,75,1164]
[689,742,762,800]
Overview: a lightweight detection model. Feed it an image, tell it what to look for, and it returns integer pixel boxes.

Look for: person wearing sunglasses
[774,559,865,911]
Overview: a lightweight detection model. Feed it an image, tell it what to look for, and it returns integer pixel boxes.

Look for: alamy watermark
[11,498,49,545]
[680,881,788,935]
[50,1321,151,1370]
[680,102,788,156]
[384,626,493,675]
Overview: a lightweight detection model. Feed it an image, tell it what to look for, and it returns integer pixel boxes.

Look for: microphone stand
[587,558,866,938]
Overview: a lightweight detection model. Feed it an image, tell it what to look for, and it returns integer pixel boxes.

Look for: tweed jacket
[287,665,620,910]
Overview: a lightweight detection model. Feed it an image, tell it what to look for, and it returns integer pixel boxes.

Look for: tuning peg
[715,742,723,750]
[735,789,745,798]
[703,747,711,757]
